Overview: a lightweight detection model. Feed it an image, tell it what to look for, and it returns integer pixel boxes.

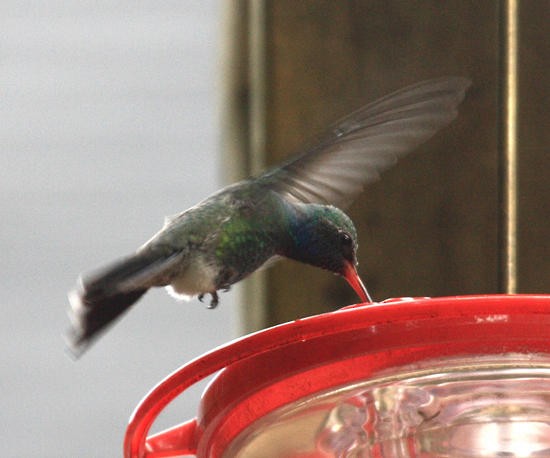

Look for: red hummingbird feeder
[124,294,550,457]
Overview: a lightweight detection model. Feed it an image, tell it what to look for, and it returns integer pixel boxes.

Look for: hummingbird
[68,77,470,354]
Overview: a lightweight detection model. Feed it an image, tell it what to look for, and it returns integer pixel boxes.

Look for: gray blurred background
[1,2,235,456]
[3,2,549,456]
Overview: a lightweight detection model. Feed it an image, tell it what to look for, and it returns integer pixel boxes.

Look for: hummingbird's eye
[339,231,352,247]
[338,231,354,262]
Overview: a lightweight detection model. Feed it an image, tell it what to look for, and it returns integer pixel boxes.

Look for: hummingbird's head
[285,204,371,303]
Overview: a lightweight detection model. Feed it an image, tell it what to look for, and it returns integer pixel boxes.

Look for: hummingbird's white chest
[165,257,218,301]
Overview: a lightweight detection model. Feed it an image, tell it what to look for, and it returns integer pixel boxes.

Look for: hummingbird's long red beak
[342,261,372,304]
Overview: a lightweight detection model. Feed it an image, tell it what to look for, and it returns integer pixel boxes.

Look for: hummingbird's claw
[222,285,231,293]
[207,291,219,309]
[199,292,218,308]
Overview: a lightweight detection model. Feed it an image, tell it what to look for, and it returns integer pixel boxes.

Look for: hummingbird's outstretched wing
[259,77,471,208]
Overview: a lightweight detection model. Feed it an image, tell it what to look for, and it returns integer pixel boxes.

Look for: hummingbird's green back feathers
[68,77,470,355]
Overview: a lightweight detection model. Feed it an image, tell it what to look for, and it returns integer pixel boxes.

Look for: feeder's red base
[124,294,550,458]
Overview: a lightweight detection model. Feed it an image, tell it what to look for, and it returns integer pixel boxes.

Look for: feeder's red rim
[124,294,550,458]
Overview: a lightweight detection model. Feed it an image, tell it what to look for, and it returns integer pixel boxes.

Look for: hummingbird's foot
[207,291,219,309]
[222,285,231,293]
[199,292,219,308]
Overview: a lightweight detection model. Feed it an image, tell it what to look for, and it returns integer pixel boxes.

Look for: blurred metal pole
[249,0,267,176]
[244,0,268,331]
[220,0,250,185]
[221,1,268,333]
[498,0,519,294]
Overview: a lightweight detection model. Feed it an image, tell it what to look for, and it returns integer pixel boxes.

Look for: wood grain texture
[226,1,548,328]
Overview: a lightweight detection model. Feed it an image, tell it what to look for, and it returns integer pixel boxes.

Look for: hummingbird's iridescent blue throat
[68,77,471,355]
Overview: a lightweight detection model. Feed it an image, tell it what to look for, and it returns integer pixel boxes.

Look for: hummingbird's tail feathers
[67,286,148,357]
[261,77,471,209]
[66,250,182,356]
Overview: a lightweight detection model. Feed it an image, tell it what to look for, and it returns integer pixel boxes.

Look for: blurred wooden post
[222,1,550,333]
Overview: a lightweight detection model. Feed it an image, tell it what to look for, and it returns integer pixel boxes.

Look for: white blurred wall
[1,2,237,456]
